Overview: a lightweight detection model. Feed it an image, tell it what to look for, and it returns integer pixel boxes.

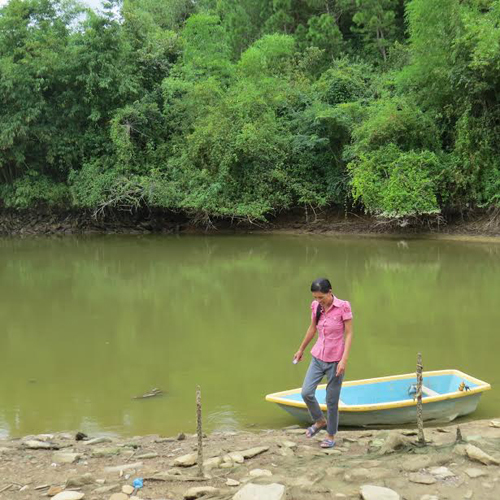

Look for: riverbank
[1,419,500,500]
[0,208,499,239]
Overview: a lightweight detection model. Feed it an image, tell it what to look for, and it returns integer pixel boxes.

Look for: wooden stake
[196,385,204,477]
[416,353,426,445]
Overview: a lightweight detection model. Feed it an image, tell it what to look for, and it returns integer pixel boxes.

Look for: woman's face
[312,290,332,308]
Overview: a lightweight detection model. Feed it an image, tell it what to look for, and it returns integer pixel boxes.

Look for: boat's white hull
[277,392,483,426]
[266,369,490,427]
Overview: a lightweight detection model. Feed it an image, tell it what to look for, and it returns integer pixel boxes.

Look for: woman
[293,278,353,448]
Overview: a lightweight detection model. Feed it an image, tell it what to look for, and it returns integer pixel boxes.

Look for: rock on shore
[1,419,500,500]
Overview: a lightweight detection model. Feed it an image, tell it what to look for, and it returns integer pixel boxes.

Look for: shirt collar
[332,296,342,307]
[322,295,341,313]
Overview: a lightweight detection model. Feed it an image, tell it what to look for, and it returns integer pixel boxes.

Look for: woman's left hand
[336,359,347,377]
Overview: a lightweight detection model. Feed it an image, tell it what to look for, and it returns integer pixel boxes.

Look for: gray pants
[301,356,343,436]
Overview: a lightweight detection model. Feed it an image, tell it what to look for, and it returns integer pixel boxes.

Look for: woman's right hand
[293,350,304,363]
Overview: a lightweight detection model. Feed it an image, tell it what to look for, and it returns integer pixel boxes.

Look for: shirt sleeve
[342,301,353,321]
[311,300,319,323]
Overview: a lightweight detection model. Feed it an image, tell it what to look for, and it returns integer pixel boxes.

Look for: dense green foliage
[0,0,499,220]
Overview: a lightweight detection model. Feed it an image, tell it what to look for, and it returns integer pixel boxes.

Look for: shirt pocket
[331,315,343,326]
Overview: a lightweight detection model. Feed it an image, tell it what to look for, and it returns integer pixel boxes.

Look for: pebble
[379,432,411,454]
[368,438,384,449]
[183,486,219,499]
[108,494,128,500]
[240,446,270,459]
[285,429,306,435]
[224,452,245,464]
[465,468,487,478]
[322,448,341,455]
[52,493,85,500]
[409,473,437,485]
[249,468,273,477]
[66,473,94,488]
[429,466,455,479]
[458,444,500,465]
[47,486,64,496]
[23,440,54,450]
[35,434,55,441]
[135,452,158,459]
[360,485,400,500]
[226,478,240,486]
[91,447,121,458]
[204,456,222,468]
[83,437,113,445]
[174,453,197,467]
[233,483,286,500]
[122,485,134,494]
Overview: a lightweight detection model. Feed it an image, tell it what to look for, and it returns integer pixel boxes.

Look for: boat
[265,369,491,427]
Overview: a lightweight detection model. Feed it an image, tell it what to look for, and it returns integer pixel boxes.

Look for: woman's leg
[324,361,343,438]
[301,357,326,426]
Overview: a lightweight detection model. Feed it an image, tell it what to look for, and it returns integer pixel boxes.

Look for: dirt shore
[1,419,500,500]
[0,208,499,240]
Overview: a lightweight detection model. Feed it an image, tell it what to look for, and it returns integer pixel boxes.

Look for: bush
[348,144,444,217]
[351,98,440,153]
[0,173,70,209]
[314,60,372,105]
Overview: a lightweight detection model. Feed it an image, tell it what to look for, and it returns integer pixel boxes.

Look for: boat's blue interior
[280,374,479,406]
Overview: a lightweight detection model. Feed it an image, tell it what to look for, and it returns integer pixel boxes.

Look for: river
[0,234,498,437]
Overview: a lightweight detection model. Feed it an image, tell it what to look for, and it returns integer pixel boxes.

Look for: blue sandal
[305,424,324,438]
[320,439,336,448]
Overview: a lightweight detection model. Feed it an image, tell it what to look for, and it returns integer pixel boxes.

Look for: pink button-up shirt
[310,296,353,363]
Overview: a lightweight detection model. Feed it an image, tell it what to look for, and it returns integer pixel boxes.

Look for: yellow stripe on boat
[265,369,491,413]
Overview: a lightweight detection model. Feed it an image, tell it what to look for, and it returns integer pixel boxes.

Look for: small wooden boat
[265,370,491,427]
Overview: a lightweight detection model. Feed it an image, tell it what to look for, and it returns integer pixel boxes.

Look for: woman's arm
[336,319,353,376]
[293,318,317,362]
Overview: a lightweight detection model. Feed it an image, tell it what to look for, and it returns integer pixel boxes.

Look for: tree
[350,0,399,62]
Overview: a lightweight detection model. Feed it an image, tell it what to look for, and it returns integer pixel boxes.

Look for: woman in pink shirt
[293,278,353,448]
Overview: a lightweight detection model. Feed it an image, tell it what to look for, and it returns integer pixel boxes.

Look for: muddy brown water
[0,234,498,438]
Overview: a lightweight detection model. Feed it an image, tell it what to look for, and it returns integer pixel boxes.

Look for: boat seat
[422,386,439,397]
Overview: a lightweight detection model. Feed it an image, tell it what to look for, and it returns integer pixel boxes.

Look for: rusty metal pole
[196,386,204,477]
[416,353,426,445]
